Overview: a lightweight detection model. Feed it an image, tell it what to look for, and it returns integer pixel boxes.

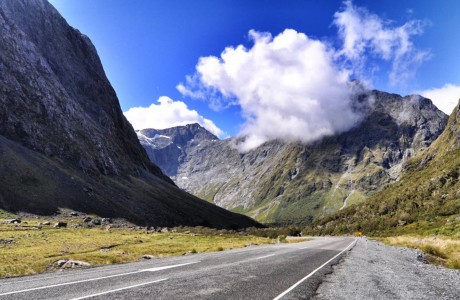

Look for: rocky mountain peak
[139,123,218,147]
[137,124,218,177]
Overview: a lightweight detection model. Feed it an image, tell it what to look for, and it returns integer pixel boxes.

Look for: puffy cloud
[419,84,460,114]
[178,0,429,151]
[334,0,430,86]
[179,29,363,151]
[124,96,224,137]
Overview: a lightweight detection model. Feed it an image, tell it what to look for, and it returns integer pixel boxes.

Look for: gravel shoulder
[313,238,460,300]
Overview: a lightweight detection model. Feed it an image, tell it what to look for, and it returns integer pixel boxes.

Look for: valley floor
[0,212,273,278]
[314,238,460,300]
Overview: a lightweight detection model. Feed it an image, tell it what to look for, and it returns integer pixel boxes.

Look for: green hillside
[307,101,460,237]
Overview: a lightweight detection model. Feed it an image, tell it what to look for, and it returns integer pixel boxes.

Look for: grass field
[0,214,274,278]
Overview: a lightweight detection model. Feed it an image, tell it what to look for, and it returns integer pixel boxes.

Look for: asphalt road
[0,237,356,300]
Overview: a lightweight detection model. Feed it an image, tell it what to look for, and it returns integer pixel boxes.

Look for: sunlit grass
[377,235,460,269]
[0,219,274,278]
[284,237,313,243]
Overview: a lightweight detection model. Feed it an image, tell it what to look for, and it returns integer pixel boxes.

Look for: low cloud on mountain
[178,0,428,151]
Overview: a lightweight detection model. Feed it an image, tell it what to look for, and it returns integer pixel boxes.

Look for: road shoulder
[313,238,460,300]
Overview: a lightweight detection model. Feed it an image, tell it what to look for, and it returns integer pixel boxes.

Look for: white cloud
[419,84,460,115]
[333,0,430,86]
[123,96,224,137]
[179,29,364,152]
[178,0,429,151]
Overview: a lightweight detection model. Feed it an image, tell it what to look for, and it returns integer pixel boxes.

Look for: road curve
[0,237,355,300]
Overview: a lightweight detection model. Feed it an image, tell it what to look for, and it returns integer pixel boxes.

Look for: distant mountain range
[139,91,448,225]
[0,0,258,229]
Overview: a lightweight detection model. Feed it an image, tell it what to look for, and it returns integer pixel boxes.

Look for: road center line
[0,261,199,296]
[69,278,168,300]
[255,254,276,260]
[272,239,357,300]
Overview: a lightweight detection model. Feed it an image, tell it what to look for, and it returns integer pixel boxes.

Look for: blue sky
[49,0,460,142]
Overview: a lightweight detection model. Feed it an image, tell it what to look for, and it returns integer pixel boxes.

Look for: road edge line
[272,238,357,300]
[0,261,199,296]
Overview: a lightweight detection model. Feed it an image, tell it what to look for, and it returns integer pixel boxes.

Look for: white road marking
[254,254,276,260]
[69,278,168,300]
[140,261,200,272]
[0,261,200,285]
[299,246,311,249]
[0,261,199,296]
[0,271,141,296]
[272,239,357,300]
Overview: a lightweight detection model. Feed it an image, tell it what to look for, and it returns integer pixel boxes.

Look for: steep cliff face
[140,91,447,224]
[0,0,161,178]
[0,0,258,228]
[312,100,460,235]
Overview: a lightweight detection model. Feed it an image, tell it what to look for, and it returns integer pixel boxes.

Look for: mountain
[139,91,448,225]
[0,0,258,229]
[137,124,219,177]
[311,99,460,235]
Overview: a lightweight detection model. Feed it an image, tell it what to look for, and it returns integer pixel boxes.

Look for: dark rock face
[0,0,163,178]
[140,91,448,225]
[0,0,258,229]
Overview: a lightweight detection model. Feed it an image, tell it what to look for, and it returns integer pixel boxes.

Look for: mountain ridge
[140,90,448,225]
[309,99,460,235]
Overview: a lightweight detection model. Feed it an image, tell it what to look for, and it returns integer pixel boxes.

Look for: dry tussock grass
[379,236,460,269]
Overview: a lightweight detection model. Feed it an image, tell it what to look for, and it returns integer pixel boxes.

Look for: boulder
[4,218,21,224]
[49,259,91,270]
[417,252,428,264]
[101,218,112,225]
[0,239,14,245]
[398,220,407,226]
[54,222,67,228]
